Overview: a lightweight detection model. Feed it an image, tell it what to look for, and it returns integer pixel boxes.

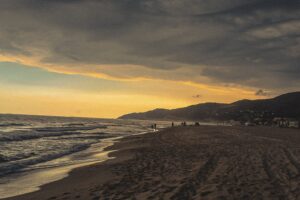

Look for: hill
[118,92,300,122]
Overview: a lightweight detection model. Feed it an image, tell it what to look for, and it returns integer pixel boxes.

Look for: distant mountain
[118,92,300,122]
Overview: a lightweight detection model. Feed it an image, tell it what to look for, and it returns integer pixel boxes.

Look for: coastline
[0,136,120,199]
[2,128,157,200]
[5,125,300,200]
[5,131,152,200]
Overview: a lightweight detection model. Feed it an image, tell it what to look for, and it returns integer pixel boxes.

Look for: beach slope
[7,125,300,200]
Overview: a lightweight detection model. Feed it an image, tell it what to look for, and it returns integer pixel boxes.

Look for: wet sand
[6,125,300,200]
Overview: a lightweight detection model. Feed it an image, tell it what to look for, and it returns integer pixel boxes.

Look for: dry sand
[6,125,300,200]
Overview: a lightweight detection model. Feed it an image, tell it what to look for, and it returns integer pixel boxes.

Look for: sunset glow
[0,0,298,118]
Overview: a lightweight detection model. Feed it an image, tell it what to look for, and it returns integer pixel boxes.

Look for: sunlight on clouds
[0,54,266,118]
[0,85,189,118]
[0,53,261,95]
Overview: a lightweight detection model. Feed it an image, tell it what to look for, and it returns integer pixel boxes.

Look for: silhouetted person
[195,122,200,126]
[172,122,174,127]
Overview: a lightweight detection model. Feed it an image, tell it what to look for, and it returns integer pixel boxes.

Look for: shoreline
[5,130,152,200]
[6,125,300,200]
[1,129,157,200]
[0,136,120,199]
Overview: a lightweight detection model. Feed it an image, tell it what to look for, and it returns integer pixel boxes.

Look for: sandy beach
[6,125,300,200]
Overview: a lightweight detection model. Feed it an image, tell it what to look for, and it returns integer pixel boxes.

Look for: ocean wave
[0,131,107,142]
[0,123,28,127]
[0,114,169,180]
[0,143,94,177]
[65,123,85,126]
[0,155,8,163]
[52,134,110,140]
[33,125,107,132]
[0,131,77,142]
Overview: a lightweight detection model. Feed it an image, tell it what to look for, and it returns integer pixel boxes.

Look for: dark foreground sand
[6,125,300,200]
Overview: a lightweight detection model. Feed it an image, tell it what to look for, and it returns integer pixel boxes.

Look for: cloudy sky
[0,0,299,117]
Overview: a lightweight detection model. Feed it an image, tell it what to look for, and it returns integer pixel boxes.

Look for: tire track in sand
[171,155,219,200]
[283,148,300,173]
[262,154,294,200]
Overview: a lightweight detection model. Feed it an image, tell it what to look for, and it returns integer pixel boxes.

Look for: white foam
[0,138,116,199]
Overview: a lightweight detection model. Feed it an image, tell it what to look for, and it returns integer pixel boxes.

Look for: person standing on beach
[151,124,157,130]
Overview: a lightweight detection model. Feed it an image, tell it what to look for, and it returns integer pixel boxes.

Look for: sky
[0,0,299,118]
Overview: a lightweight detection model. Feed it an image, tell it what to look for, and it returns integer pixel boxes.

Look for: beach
[6,125,300,200]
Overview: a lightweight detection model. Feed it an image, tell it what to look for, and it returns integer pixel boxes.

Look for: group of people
[172,121,200,127]
[175,121,200,127]
[151,123,157,130]
[151,121,201,131]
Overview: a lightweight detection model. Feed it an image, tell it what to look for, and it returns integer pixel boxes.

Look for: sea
[0,114,171,198]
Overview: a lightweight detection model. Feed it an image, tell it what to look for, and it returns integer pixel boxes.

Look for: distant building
[273,118,300,128]
[229,120,241,126]
[245,121,255,126]
[289,120,299,128]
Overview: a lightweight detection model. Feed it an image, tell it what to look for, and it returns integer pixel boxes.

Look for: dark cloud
[192,94,202,99]
[255,89,270,96]
[0,0,299,91]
